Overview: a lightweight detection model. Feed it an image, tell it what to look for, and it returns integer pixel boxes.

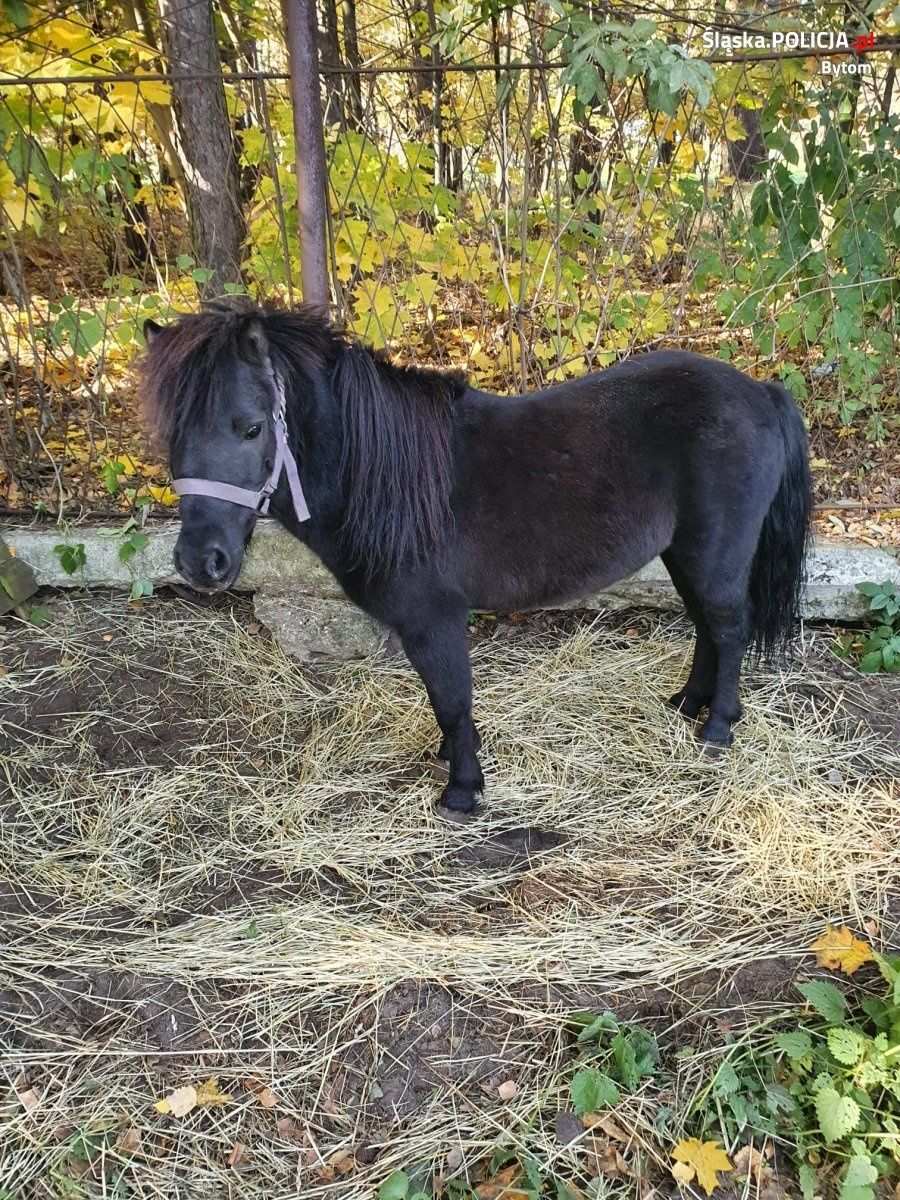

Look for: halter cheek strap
[172,372,310,524]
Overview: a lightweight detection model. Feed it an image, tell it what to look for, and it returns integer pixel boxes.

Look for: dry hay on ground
[0,595,897,1198]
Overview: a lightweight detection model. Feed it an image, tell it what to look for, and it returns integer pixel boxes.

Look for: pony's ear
[240,319,270,368]
[143,319,165,347]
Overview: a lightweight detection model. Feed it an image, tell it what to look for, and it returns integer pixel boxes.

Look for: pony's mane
[332,340,465,578]
[139,302,466,578]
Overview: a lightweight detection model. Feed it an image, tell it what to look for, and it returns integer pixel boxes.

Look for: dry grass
[0,596,897,1198]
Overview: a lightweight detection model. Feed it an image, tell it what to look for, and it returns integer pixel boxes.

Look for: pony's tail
[748,383,813,661]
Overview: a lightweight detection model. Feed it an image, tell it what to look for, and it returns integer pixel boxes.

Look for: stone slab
[2,519,897,633]
[0,519,343,596]
[253,592,388,662]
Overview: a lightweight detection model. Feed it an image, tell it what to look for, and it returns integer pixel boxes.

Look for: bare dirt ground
[0,594,898,1198]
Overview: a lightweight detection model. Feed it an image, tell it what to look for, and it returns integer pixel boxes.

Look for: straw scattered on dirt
[0,594,897,1198]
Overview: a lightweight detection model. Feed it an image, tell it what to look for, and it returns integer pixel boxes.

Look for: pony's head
[140,307,329,590]
[140,303,463,591]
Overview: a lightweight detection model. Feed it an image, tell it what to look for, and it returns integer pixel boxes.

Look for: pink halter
[172,371,310,523]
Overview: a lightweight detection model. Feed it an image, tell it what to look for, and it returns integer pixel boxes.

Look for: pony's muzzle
[173,541,235,592]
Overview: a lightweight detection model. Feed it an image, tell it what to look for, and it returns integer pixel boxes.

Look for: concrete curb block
[1,520,346,597]
[3,519,897,657]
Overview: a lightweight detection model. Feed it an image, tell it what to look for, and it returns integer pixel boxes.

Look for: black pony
[141,304,811,815]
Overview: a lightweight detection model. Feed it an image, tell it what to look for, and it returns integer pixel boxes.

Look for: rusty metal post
[280,0,330,306]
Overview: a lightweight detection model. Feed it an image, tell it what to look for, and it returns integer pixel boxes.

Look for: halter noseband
[172,371,310,524]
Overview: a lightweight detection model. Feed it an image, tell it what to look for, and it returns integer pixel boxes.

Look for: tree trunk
[319,0,346,128]
[157,0,246,297]
[405,0,460,190]
[727,106,766,180]
[341,0,363,132]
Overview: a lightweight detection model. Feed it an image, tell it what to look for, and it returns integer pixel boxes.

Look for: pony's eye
[244,423,262,440]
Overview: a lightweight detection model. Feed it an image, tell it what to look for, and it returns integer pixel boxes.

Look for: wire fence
[0,2,897,519]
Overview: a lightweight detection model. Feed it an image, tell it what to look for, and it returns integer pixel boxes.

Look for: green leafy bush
[774,962,900,1200]
[834,581,900,673]
[692,962,900,1200]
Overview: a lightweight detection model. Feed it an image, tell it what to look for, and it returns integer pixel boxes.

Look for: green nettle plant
[834,581,900,673]
[773,966,900,1200]
[569,1009,660,1113]
[693,966,900,1200]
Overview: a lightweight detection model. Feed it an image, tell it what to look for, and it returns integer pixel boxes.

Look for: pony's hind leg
[695,584,751,750]
[663,542,756,750]
[662,549,717,719]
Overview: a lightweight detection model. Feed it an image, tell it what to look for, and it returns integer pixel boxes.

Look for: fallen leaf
[154,1085,197,1117]
[318,1148,356,1180]
[446,1147,464,1172]
[195,1076,231,1107]
[227,1141,248,1167]
[582,1112,630,1141]
[116,1127,141,1154]
[589,1142,629,1178]
[18,1088,40,1113]
[733,1145,768,1183]
[245,1078,278,1108]
[476,1185,532,1200]
[476,1164,525,1197]
[275,1116,306,1142]
[148,484,180,506]
[672,1138,733,1196]
[497,1080,518,1101]
[810,925,874,975]
[672,1161,695,1187]
[154,1076,229,1117]
[117,454,142,475]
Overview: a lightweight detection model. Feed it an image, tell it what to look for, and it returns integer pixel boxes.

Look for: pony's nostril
[205,547,230,581]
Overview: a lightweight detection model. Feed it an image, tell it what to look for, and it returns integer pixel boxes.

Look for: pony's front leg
[437,725,481,760]
[396,611,484,814]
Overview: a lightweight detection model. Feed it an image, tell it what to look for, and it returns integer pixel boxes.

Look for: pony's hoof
[668,690,709,720]
[699,740,728,759]
[698,721,734,755]
[434,802,479,825]
[438,783,480,815]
